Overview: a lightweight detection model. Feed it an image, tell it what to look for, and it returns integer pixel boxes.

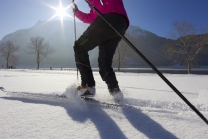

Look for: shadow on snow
[1,96,177,139]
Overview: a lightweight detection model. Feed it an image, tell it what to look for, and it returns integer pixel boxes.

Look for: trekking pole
[85,0,208,125]
[72,0,79,80]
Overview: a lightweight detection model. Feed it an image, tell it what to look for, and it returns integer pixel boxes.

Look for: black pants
[74,13,127,89]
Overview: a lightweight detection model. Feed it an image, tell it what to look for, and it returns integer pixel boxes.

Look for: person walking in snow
[73,0,129,101]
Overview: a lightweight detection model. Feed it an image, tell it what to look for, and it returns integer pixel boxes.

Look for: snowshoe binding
[77,86,96,98]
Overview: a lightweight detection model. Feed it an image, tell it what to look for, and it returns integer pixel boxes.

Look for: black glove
[72,3,78,13]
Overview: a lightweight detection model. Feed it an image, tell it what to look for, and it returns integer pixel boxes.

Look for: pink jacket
[75,0,129,28]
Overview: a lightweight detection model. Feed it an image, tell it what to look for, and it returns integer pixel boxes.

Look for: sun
[54,1,71,21]
[42,0,73,25]
[56,5,67,19]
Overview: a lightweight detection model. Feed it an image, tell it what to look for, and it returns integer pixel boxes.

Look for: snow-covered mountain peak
[126,25,150,37]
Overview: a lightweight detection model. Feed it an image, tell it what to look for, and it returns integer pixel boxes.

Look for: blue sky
[0,0,208,40]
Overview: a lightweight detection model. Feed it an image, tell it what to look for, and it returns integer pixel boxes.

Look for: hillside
[0,20,177,68]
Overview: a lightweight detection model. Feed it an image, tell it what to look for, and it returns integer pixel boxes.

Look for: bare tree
[27,36,54,69]
[114,34,132,71]
[165,21,208,74]
[115,40,128,71]
[0,41,19,68]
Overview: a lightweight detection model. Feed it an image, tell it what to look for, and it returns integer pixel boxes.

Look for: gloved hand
[72,3,78,13]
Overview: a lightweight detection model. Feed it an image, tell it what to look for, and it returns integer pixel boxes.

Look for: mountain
[0,20,171,68]
[1,20,90,68]
[119,25,171,67]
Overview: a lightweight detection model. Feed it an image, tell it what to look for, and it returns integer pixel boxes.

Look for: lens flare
[52,0,72,24]
[40,0,73,27]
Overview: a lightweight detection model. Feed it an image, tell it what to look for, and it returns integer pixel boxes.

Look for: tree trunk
[117,61,121,72]
[37,62,40,69]
[37,54,39,69]
[6,60,9,69]
[187,60,192,74]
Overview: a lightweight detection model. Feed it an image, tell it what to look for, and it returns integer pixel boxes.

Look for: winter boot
[109,87,124,102]
[77,86,96,98]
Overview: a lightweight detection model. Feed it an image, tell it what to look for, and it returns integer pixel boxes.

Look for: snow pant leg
[74,34,97,87]
[97,14,127,89]
[74,45,95,87]
[98,37,122,89]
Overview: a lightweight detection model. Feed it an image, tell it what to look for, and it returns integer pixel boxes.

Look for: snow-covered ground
[0,69,208,139]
